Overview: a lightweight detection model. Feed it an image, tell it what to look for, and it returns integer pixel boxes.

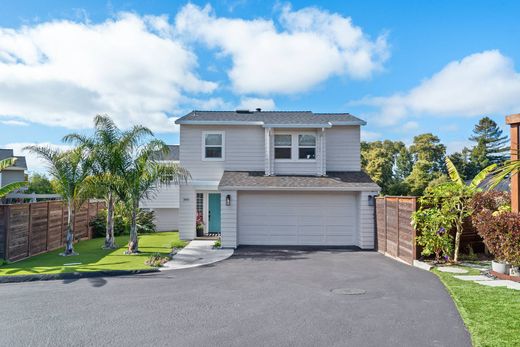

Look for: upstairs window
[203,132,224,159]
[274,134,292,159]
[298,134,316,159]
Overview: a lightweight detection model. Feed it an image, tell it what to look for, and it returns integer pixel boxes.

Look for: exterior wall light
[368,195,375,206]
[226,194,231,206]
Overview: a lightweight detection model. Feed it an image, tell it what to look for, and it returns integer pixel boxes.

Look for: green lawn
[434,267,520,347]
[0,232,187,276]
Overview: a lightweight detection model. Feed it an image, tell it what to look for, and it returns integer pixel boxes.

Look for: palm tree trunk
[63,200,76,256]
[127,202,139,254]
[104,192,116,249]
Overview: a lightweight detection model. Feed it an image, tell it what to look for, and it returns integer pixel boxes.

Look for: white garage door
[238,191,357,246]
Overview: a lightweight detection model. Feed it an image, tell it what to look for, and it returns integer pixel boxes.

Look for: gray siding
[180,125,265,181]
[358,191,378,249]
[220,190,237,248]
[0,170,25,187]
[326,126,361,171]
[152,208,179,231]
[140,185,179,209]
[178,185,196,240]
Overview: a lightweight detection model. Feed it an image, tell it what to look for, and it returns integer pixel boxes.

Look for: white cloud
[237,97,275,111]
[0,13,216,133]
[175,4,388,95]
[0,119,29,126]
[357,50,520,125]
[402,121,419,131]
[2,142,72,173]
[360,130,381,141]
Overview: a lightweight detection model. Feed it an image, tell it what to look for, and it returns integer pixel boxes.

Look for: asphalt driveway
[0,248,470,347]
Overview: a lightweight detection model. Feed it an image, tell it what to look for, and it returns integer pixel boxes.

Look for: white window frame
[274,134,293,161]
[202,131,225,161]
[297,133,317,161]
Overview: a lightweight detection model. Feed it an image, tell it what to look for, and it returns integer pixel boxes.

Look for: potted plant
[196,212,205,237]
[471,192,520,274]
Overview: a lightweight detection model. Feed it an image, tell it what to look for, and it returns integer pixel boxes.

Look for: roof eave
[218,185,381,192]
[330,121,367,126]
[262,124,332,128]
[175,120,264,125]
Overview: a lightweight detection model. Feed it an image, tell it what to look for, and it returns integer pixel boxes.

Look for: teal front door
[208,193,221,234]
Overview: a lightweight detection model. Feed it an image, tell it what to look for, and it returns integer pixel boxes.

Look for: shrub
[213,239,221,248]
[145,253,170,267]
[90,205,156,238]
[412,207,454,262]
[471,192,520,266]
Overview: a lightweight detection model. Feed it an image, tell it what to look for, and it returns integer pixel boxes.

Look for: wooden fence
[376,196,485,265]
[0,200,105,262]
[376,196,418,265]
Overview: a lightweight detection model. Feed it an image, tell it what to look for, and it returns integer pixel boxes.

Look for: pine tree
[469,117,509,170]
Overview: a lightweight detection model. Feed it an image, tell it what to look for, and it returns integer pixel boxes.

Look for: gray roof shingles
[218,171,380,191]
[175,110,365,126]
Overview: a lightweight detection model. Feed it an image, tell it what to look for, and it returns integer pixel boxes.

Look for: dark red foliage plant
[470,192,520,266]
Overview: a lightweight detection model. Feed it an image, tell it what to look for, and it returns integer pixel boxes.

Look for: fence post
[45,201,50,252]
[412,197,417,260]
[27,204,32,257]
[5,205,10,261]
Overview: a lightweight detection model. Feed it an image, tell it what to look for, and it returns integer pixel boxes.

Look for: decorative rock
[454,275,493,281]
[437,267,468,274]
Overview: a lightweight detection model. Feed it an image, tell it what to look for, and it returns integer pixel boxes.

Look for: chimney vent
[256,108,262,112]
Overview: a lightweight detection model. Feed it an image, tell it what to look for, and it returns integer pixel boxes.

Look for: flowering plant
[196,212,205,231]
[412,207,454,262]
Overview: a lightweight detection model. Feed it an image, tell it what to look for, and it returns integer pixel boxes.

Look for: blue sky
[1,0,520,171]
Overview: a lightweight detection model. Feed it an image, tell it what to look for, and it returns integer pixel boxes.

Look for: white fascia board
[218,185,381,192]
[330,120,367,126]
[188,180,221,190]
[263,124,332,128]
[175,120,264,126]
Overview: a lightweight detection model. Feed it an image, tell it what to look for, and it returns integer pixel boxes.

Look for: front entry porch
[196,192,221,237]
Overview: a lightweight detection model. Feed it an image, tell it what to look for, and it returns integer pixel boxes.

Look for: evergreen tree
[469,117,508,170]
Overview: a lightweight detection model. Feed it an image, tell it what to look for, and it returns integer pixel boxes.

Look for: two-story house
[174,110,380,249]
[140,145,181,231]
[0,148,27,190]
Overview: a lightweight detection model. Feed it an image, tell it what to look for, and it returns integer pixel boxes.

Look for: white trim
[201,131,225,161]
[176,120,264,125]
[273,133,292,160]
[219,186,382,192]
[263,124,332,128]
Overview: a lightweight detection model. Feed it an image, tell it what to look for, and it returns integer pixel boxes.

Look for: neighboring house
[174,110,380,248]
[140,145,180,231]
[0,148,27,189]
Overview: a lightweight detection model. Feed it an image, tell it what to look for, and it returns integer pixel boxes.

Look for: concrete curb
[0,268,160,284]
[413,260,433,271]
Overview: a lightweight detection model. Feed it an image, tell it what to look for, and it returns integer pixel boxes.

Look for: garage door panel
[238,192,357,246]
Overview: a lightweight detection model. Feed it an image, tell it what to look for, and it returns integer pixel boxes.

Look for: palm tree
[444,157,496,262]
[64,115,153,249]
[24,146,92,256]
[0,158,28,198]
[122,139,190,254]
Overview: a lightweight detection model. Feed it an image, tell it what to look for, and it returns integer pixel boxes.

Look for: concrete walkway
[455,274,520,290]
[161,240,234,270]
